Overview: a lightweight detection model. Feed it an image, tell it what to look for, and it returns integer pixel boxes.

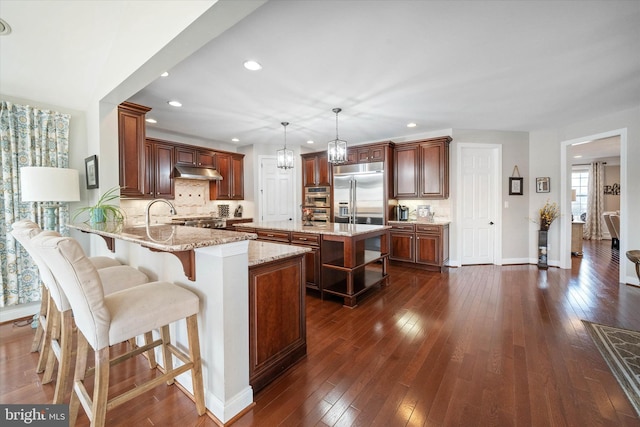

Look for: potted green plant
[73,186,125,224]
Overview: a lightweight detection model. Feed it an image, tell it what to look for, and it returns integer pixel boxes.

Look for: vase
[90,207,106,223]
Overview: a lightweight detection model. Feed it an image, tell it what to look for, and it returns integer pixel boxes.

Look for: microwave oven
[304,186,330,208]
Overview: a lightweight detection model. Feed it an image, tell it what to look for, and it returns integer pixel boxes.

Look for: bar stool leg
[52,310,73,404]
[144,332,157,369]
[160,325,174,385]
[37,297,57,375]
[186,314,205,415]
[69,332,88,427]
[31,285,48,352]
[92,348,111,427]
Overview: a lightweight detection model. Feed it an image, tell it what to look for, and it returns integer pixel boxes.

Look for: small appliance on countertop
[234,204,243,218]
[395,205,409,221]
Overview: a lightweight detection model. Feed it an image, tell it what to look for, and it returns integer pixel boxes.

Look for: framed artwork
[85,155,99,189]
[509,177,523,195]
[536,177,550,193]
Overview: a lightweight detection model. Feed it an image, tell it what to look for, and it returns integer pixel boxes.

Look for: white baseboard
[502,258,530,265]
[0,301,39,324]
[625,275,639,287]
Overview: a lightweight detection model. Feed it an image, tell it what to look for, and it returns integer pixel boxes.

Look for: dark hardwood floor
[2,239,639,426]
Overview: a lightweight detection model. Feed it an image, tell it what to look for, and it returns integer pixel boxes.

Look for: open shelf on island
[320,230,389,307]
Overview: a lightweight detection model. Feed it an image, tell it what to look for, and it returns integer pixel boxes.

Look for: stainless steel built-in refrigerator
[333,162,385,225]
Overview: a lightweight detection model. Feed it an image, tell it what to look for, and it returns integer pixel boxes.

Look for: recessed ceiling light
[307,140,314,144]
[232,138,240,142]
[243,60,262,71]
[168,100,182,107]
[160,72,169,77]
[574,155,583,158]
[145,118,157,124]
[407,122,417,128]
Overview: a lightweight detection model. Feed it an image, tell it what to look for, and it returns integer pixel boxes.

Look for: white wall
[530,105,639,285]
[451,129,530,264]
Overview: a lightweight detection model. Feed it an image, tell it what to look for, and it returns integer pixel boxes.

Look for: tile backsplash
[121,178,253,225]
[392,199,451,221]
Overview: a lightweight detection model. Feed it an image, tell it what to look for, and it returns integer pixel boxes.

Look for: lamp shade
[20,167,80,202]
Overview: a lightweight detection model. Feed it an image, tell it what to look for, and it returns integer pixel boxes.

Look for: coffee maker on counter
[395,205,409,221]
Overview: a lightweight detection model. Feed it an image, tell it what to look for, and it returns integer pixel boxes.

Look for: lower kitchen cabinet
[249,253,306,392]
[389,222,449,272]
[291,232,321,292]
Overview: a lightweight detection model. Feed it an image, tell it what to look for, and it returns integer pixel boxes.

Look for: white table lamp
[20,167,80,231]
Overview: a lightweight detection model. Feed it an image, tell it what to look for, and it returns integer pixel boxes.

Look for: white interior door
[460,146,498,264]
[259,156,294,222]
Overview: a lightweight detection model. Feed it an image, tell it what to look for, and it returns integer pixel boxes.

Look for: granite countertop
[235,220,391,237]
[248,241,310,267]
[69,222,257,252]
[388,219,451,225]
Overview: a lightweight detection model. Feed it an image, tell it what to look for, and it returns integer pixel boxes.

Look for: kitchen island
[70,222,309,424]
[234,221,391,307]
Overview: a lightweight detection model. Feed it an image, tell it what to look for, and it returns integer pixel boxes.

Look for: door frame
[559,128,627,284]
[455,143,502,266]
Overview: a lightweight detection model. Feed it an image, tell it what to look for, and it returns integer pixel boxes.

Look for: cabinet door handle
[299,237,307,241]
[267,234,274,237]
[489,221,494,225]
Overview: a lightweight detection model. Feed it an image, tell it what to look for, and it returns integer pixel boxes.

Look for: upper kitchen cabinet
[175,146,216,168]
[144,138,175,199]
[118,102,151,198]
[302,152,331,187]
[210,152,244,200]
[393,136,451,199]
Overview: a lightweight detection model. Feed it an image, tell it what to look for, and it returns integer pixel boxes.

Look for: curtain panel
[0,101,71,307]
[583,161,605,240]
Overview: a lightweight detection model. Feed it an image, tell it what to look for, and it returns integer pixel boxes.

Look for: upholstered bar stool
[12,220,122,354]
[11,220,151,404]
[32,233,205,427]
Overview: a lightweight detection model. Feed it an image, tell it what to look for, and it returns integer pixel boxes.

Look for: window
[572,168,589,220]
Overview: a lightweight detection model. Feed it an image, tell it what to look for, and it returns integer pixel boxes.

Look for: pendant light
[276,121,294,169]
[327,107,347,164]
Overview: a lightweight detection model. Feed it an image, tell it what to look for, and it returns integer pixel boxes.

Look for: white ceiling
[1,1,639,152]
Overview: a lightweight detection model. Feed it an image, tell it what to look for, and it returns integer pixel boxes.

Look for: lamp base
[42,203,62,231]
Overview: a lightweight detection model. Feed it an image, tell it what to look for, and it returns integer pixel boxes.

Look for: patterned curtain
[583,161,605,240]
[0,101,71,307]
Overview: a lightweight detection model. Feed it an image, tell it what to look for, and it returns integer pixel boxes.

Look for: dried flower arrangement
[538,199,560,231]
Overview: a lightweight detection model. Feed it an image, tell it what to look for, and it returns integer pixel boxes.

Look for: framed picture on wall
[85,155,99,189]
[536,177,550,193]
[509,177,523,195]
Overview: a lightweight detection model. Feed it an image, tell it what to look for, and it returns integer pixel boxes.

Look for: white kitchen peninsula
[69,222,306,424]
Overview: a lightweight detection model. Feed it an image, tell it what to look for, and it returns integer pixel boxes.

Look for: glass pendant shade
[328,107,347,164]
[276,122,294,169]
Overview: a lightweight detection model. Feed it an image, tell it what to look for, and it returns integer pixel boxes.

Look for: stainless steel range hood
[173,165,223,181]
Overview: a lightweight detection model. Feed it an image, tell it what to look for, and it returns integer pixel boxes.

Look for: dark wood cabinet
[174,146,196,166]
[144,139,175,199]
[419,140,449,198]
[389,223,416,262]
[393,136,451,199]
[389,222,449,272]
[118,102,151,198]
[249,254,306,392]
[175,147,216,168]
[301,152,331,187]
[210,152,244,200]
[291,232,321,291]
[118,102,244,200]
[197,150,216,168]
[393,144,420,198]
